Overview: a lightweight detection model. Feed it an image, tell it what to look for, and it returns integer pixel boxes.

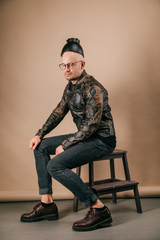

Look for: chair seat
[95,149,127,161]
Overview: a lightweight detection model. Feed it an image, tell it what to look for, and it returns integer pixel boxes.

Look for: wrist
[35,135,42,140]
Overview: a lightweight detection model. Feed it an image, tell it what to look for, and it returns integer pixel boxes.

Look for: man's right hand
[29,135,41,150]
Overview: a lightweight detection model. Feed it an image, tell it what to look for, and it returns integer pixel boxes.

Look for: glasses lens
[70,63,74,68]
[59,64,65,70]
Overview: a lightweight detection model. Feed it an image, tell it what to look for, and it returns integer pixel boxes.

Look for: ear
[81,61,85,70]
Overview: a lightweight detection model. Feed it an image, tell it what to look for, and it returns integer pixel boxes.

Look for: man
[21,38,116,231]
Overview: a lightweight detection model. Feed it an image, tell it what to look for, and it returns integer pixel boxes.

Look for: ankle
[41,194,54,204]
[91,199,104,209]
[41,202,54,208]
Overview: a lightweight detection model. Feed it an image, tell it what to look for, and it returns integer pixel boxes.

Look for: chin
[65,75,74,81]
[65,76,72,81]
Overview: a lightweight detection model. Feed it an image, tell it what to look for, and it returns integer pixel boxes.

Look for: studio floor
[0,198,159,240]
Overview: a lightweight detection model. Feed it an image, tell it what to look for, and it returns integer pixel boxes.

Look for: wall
[0,0,160,201]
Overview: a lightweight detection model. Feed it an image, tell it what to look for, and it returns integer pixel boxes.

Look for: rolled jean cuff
[39,188,53,195]
[82,195,99,208]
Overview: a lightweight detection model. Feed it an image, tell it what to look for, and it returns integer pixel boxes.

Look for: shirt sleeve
[36,85,69,139]
[62,85,103,150]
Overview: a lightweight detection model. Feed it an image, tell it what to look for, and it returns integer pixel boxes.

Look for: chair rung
[85,178,120,186]
[92,180,139,194]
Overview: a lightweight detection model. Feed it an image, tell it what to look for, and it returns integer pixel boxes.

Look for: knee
[38,139,47,151]
[34,139,48,155]
[47,160,59,177]
[47,158,65,178]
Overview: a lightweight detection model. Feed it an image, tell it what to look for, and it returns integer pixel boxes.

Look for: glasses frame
[59,61,82,70]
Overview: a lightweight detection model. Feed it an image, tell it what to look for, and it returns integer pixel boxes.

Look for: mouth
[65,73,72,77]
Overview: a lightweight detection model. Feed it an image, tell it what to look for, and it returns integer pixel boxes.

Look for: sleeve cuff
[35,131,44,140]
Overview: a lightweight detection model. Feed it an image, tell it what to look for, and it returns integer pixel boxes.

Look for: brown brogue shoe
[21,202,58,222]
[72,207,112,231]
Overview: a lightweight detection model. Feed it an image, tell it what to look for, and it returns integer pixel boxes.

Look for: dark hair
[61,38,84,57]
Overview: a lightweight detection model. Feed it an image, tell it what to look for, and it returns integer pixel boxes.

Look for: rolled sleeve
[36,85,70,139]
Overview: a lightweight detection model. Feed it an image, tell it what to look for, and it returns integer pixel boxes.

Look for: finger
[29,142,34,149]
[32,145,36,150]
[55,146,59,154]
[33,142,38,150]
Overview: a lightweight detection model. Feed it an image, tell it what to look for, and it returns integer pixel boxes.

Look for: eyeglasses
[59,61,82,70]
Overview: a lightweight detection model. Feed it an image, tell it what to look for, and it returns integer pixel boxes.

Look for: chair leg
[110,158,117,203]
[89,162,94,187]
[112,192,117,203]
[122,153,131,180]
[73,197,78,212]
[73,166,81,212]
[133,185,142,213]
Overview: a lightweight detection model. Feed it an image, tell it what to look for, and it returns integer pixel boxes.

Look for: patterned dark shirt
[36,70,116,150]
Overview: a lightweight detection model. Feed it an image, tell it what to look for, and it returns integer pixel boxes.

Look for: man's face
[61,52,85,81]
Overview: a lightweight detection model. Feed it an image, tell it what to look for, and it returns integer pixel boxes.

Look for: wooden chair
[73,149,142,213]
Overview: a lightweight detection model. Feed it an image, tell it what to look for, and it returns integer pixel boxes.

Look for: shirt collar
[78,70,87,80]
[71,70,87,87]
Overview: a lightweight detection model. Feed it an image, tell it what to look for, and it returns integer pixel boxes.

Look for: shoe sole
[72,217,112,232]
[21,213,58,222]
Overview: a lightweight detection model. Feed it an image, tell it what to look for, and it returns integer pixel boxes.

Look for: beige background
[0,0,160,201]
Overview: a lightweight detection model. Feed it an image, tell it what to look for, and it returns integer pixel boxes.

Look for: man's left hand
[55,145,64,155]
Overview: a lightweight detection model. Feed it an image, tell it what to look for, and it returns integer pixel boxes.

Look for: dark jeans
[34,134,115,208]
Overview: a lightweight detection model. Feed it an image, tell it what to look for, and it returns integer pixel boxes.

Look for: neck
[72,81,77,85]
[70,70,87,84]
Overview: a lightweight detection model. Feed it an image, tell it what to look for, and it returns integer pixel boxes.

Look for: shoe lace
[33,203,41,210]
[86,208,95,219]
